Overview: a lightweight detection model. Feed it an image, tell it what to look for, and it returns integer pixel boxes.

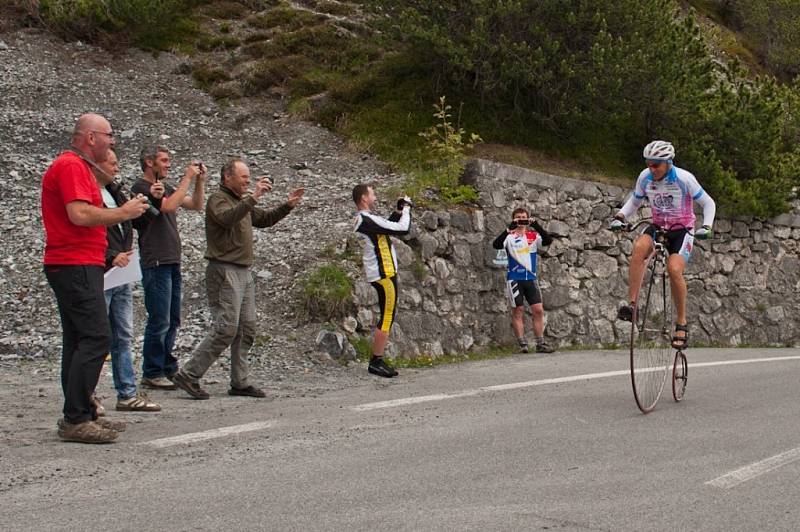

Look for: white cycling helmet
[643,140,675,161]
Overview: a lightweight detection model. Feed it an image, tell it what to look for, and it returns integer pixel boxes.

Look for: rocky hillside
[0,28,400,379]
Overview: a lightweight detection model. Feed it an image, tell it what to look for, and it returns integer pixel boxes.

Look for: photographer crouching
[172,158,304,400]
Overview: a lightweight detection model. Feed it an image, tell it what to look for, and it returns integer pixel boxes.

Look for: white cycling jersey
[619,165,716,230]
[353,207,411,283]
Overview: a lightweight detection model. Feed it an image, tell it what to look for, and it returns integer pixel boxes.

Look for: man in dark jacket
[172,158,304,399]
[93,149,161,412]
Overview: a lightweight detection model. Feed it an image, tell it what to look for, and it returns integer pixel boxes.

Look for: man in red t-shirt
[42,113,149,444]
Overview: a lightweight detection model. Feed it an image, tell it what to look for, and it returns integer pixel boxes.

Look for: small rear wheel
[672,351,688,402]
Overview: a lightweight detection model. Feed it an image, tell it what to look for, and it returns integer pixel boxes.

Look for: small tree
[418,96,482,203]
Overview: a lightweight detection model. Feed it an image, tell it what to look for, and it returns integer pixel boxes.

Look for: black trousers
[44,265,110,424]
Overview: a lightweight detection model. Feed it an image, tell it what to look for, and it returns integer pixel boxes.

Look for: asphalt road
[3,348,800,531]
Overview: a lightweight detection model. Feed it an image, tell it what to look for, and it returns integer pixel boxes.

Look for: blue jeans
[104,283,137,399]
[141,264,181,379]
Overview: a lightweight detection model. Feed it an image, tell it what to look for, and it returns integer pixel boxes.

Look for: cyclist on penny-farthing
[610,140,716,350]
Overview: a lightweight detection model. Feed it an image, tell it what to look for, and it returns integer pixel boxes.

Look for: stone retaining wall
[349,159,800,357]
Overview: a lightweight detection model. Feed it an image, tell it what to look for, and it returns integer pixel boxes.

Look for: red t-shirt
[41,151,106,266]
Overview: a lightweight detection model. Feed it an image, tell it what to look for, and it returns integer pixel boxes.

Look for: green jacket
[204,185,293,267]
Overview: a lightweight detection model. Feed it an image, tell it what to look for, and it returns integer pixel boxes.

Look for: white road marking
[706,447,800,489]
[142,420,275,448]
[139,355,800,447]
[351,355,800,412]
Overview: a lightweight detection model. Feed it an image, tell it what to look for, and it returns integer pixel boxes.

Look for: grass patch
[33,0,202,51]
[349,334,372,360]
[305,0,355,17]
[191,63,232,90]
[243,31,271,43]
[319,52,433,170]
[377,345,521,369]
[246,5,326,31]
[241,54,313,94]
[196,33,240,51]
[300,264,354,320]
[198,1,250,19]
[472,143,632,188]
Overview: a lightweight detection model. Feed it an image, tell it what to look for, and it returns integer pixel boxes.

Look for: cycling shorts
[506,279,542,308]
[643,224,694,263]
[371,276,398,332]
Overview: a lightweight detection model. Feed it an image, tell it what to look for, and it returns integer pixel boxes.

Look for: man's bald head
[71,113,115,163]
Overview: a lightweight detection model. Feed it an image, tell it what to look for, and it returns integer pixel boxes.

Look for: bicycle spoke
[630,260,673,413]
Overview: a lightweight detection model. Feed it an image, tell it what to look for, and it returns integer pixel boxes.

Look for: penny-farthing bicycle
[623,221,687,413]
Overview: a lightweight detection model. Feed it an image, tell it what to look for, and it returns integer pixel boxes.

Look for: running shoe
[368,356,398,378]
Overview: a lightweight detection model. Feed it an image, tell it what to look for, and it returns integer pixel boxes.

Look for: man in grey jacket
[172,158,304,399]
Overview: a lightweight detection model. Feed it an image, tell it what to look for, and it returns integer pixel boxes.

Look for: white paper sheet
[103,250,142,290]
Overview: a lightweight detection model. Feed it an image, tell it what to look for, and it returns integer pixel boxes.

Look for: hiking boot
[117,392,162,412]
[617,304,634,322]
[141,376,177,390]
[94,417,127,432]
[536,342,556,354]
[228,385,266,398]
[171,371,210,400]
[519,343,530,354]
[90,394,106,417]
[368,356,398,378]
[57,416,125,434]
[57,420,118,444]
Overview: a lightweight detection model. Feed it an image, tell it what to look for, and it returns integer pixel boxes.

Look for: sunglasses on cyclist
[646,159,666,168]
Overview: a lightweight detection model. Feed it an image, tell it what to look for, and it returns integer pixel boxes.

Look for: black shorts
[643,224,694,262]
[506,280,542,308]
[371,276,398,332]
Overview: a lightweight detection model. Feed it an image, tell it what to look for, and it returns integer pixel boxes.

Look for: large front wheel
[629,261,673,414]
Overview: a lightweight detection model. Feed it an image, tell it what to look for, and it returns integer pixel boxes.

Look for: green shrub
[191,63,231,89]
[243,31,271,43]
[300,264,354,320]
[246,5,325,31]
[305,0,356,17]
[241,55,312,94]
[199,1,249,19]
[36,0,202,50]
[196,33,240,51]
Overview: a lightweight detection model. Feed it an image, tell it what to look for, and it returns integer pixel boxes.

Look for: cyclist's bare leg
[511,306,526,341]
[531,303,545,337]
[372,329,389,356]
[667,254,688,338]
[628,235,655,305]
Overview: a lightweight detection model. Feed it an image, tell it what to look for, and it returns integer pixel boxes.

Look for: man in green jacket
[172,158,304,399]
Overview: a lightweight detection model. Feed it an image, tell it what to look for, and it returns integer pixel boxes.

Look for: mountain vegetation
[4,0,800,216]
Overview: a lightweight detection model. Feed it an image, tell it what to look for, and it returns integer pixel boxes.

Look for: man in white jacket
[352,184,412,378]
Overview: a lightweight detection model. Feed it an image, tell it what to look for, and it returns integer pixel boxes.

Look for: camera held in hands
[142,196,160,217]
[396,196,414,210]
